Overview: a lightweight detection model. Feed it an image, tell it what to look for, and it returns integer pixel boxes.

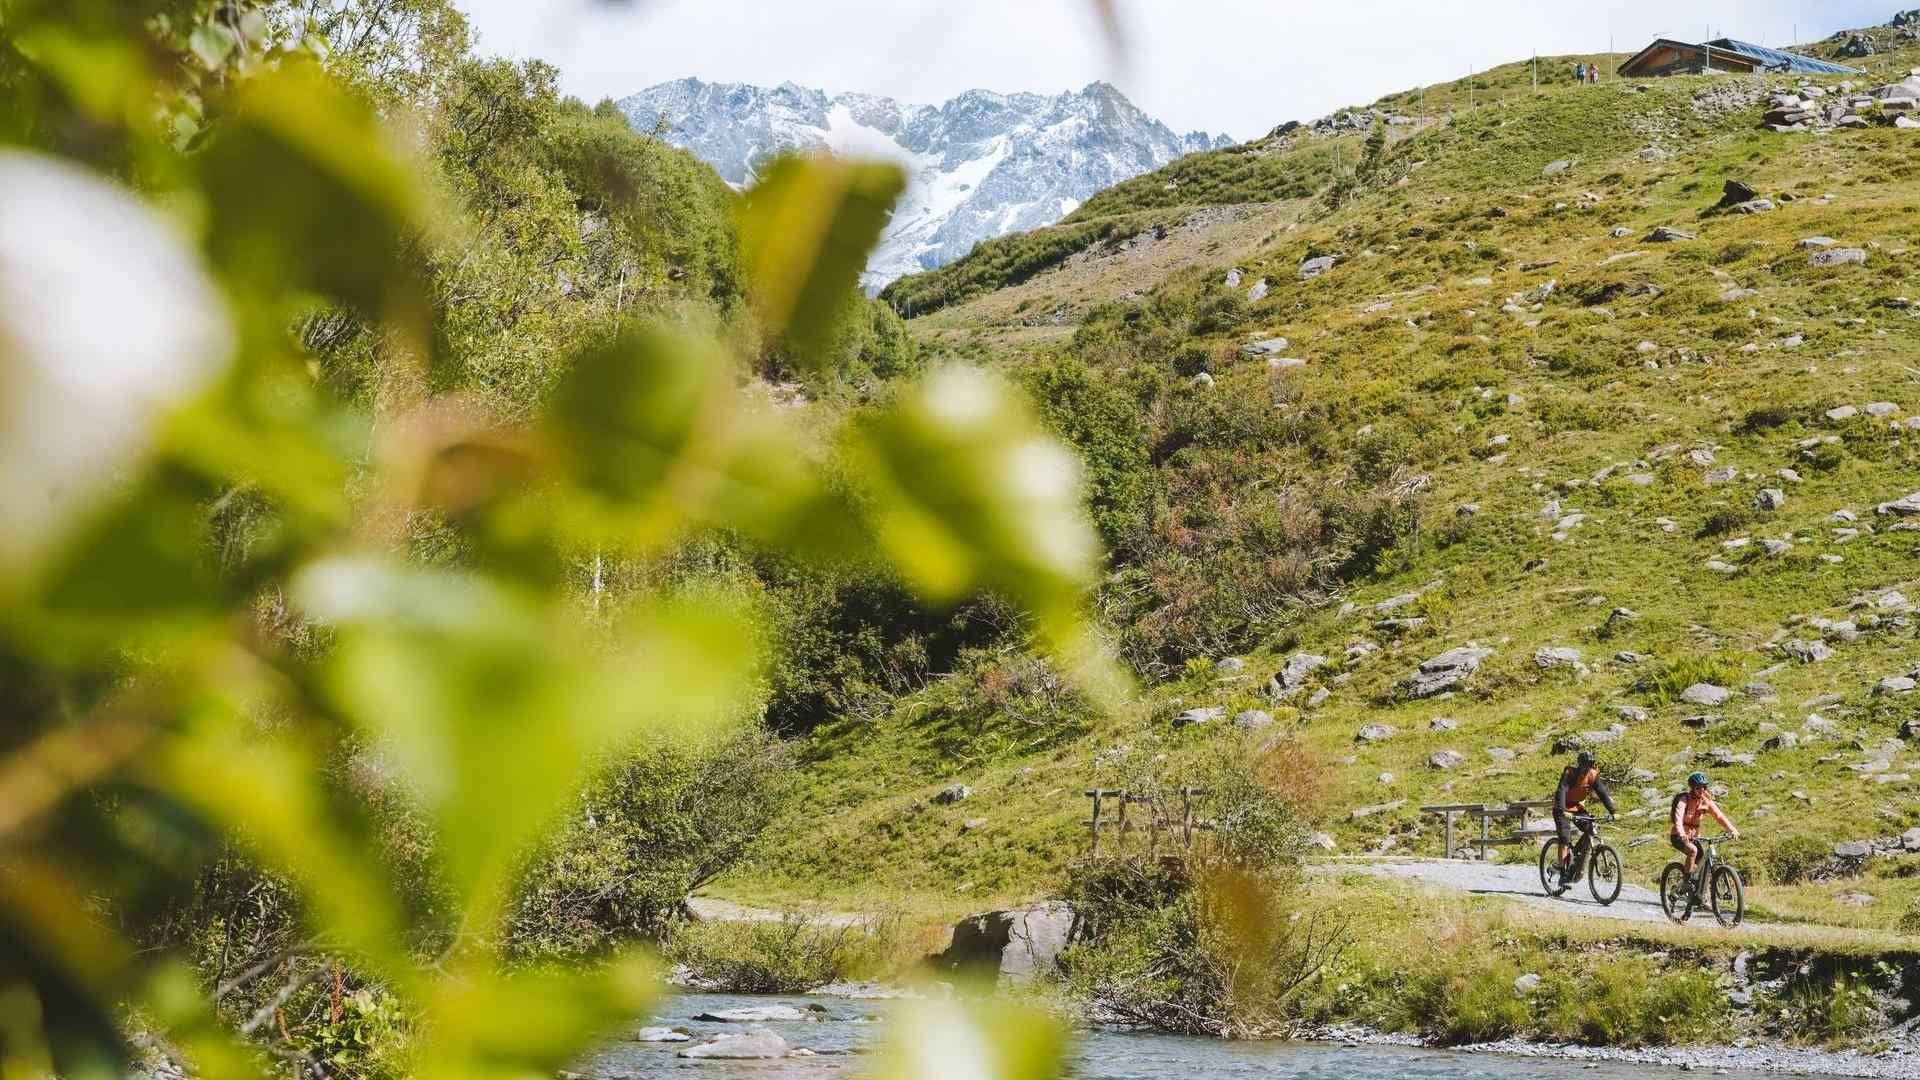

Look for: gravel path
[1323,857,1753,927]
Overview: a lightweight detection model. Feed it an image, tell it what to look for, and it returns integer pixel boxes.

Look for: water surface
[584,993,1784,1079]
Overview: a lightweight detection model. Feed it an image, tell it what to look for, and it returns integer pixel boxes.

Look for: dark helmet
[1688,771,1709,788]
[1576,750,1596,767]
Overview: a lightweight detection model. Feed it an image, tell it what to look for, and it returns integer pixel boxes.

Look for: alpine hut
[1617,38,1861,79]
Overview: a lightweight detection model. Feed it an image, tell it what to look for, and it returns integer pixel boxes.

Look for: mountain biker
[1553,750,1615,874]
[1670,771,1739,890]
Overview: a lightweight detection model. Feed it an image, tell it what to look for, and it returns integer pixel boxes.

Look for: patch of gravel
[1303,1024,1920,1079]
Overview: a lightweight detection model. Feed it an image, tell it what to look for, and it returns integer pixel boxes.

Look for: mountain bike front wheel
[1710,864,1744,927]
[1588,844,1623,906]
[1659,862,1691,923]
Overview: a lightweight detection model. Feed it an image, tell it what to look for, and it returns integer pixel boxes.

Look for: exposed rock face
[619,78,1231,288]
[936,902,1075,984]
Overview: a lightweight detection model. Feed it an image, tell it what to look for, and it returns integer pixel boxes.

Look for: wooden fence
[1084,787,1216,856]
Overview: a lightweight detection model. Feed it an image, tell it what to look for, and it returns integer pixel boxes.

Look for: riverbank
[1306,1023,1919,1079]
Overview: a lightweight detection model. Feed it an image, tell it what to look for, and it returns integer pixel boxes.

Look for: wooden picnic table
[1420,799,1558,860]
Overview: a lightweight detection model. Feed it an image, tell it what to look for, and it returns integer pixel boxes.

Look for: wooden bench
[1420,799,1558,860]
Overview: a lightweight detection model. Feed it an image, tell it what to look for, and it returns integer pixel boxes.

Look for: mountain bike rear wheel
[1659,862,1691,923]
[1539,839,1572,896]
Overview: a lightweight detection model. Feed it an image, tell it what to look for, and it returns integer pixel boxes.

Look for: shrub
[1764,968,1889,1043]
[663,912,904,993]
[1758,834,1833,885]
[1543,958,1727,1046]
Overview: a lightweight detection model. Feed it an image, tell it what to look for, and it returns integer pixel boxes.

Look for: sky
[455,0,1894,142]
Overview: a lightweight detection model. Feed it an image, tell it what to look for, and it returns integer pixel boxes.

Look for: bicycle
[1660,834,1743,927]
[1538,813,1624,906]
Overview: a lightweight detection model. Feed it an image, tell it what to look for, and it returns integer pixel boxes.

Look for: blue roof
[1706,39,1861,76]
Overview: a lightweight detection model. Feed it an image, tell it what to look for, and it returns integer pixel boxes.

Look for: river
[581,993,1794,1079]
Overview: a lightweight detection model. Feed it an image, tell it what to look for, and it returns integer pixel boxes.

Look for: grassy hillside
[729,31,1920,945]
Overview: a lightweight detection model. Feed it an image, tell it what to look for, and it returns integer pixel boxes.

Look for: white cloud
[458,0,1891,141]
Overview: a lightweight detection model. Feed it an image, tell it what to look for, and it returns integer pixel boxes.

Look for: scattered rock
[1171,707,1223,729]
[633,1027,692,1043]
[1534,646,1586,672]
[937,902,1075,984]
[1430,717,1459,732]
[1404,647,1493,698]
[1809,247,1868,268]
[1241,337,1291,357]
[1514,972,1543,995]
[1754,488,1786,511]
[1680,683,1730,707]
[1306,831,1337,852]
[1428,749,1467,770]
[1233,710,1274,731]
[1874,676,1916,696]
[1717,180,1759,208]
[1783,639,1834,664]
[933,784,973,805]
[1357,723,1399,743]
[1542,159,1574,177]
[1645,226,1696,243]
[1298,255,1338,280]
[1876,492,1920,516]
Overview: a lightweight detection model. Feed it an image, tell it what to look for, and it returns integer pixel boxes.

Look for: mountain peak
[618,78,1226,288]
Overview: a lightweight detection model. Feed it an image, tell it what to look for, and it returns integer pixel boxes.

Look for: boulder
[1877,492,1920,516]
[1783,639,1834,664]
[1733,198,1775,215]
[1298,256,1337,280]
[633,1027,692,1043]
[1645,226,1696,243]
[1865,402,1900,418]
[1534,646,1586,671]
[936,902,1075,984]
[1798,236,1838,249]
[1718,180,1759,207]
[1680,683,1731,707]
[1809,247,1868,268]
[1833,840,1872,860]
[1763,732,1799,752]
[933,784,973,805]
[1404,647,1493,698]
[1356,723,1399,743]
[1172,707,1223,729]
[1542,159,1574,177]
[1430,716,1459,732]
[679,1032,792,1060]
[1269,653,1327,699]
[1306,832,1337,852]
[1755,488,1786,511]
[1241,337,1291,357]
[1233,710,1274,731]
[1874,676,1917,696]
[1224,268,1243,288]
[1428,749,1467,770]
[1247,279,1270,302]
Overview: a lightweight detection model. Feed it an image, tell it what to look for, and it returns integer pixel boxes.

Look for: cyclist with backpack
[1552,750,1615,878]
[1671,771,1739,893]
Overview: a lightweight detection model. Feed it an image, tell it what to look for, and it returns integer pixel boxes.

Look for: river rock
[693,1006,807,1023]
[1404,646,1493,698]
[1680,683,1731,707]
[679,1032,792,1059]
[937,902,1075,984]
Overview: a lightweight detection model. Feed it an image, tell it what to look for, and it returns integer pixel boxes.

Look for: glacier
[618,78,1232,290]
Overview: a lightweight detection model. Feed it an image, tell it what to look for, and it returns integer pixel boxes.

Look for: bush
[1764,968,1889,1043]
[1543,959,1726,1046]
[1759,834,1834,885]
[1020,356,1153,552]
[663,913,903,994]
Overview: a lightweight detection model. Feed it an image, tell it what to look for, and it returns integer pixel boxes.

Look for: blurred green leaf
[187,24,237,71]
[548,326,862,556]
[737,156,904,367]
[414,954,656,1080]
[197,62,431,314]
[291,556,759,929]
[874,996,1069,1080]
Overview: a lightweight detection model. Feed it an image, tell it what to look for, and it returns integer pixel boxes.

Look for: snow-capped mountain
[619,78,1232,289]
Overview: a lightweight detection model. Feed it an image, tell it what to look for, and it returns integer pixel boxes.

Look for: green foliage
[1066,139,1347,221]
[662,913,906,994]
[1762,967,1889,1044]
[1758,835,1835,886]
[1018,356,1151,552]
[0,3,1094,1077]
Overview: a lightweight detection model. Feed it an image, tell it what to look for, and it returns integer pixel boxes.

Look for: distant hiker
[1590,64,1600,84]
[1575,62,1586,83]
[1552,750,1614,874]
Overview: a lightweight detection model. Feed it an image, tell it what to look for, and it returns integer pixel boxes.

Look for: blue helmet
[1576,750,1596,767]
[1688,771,1709,788]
